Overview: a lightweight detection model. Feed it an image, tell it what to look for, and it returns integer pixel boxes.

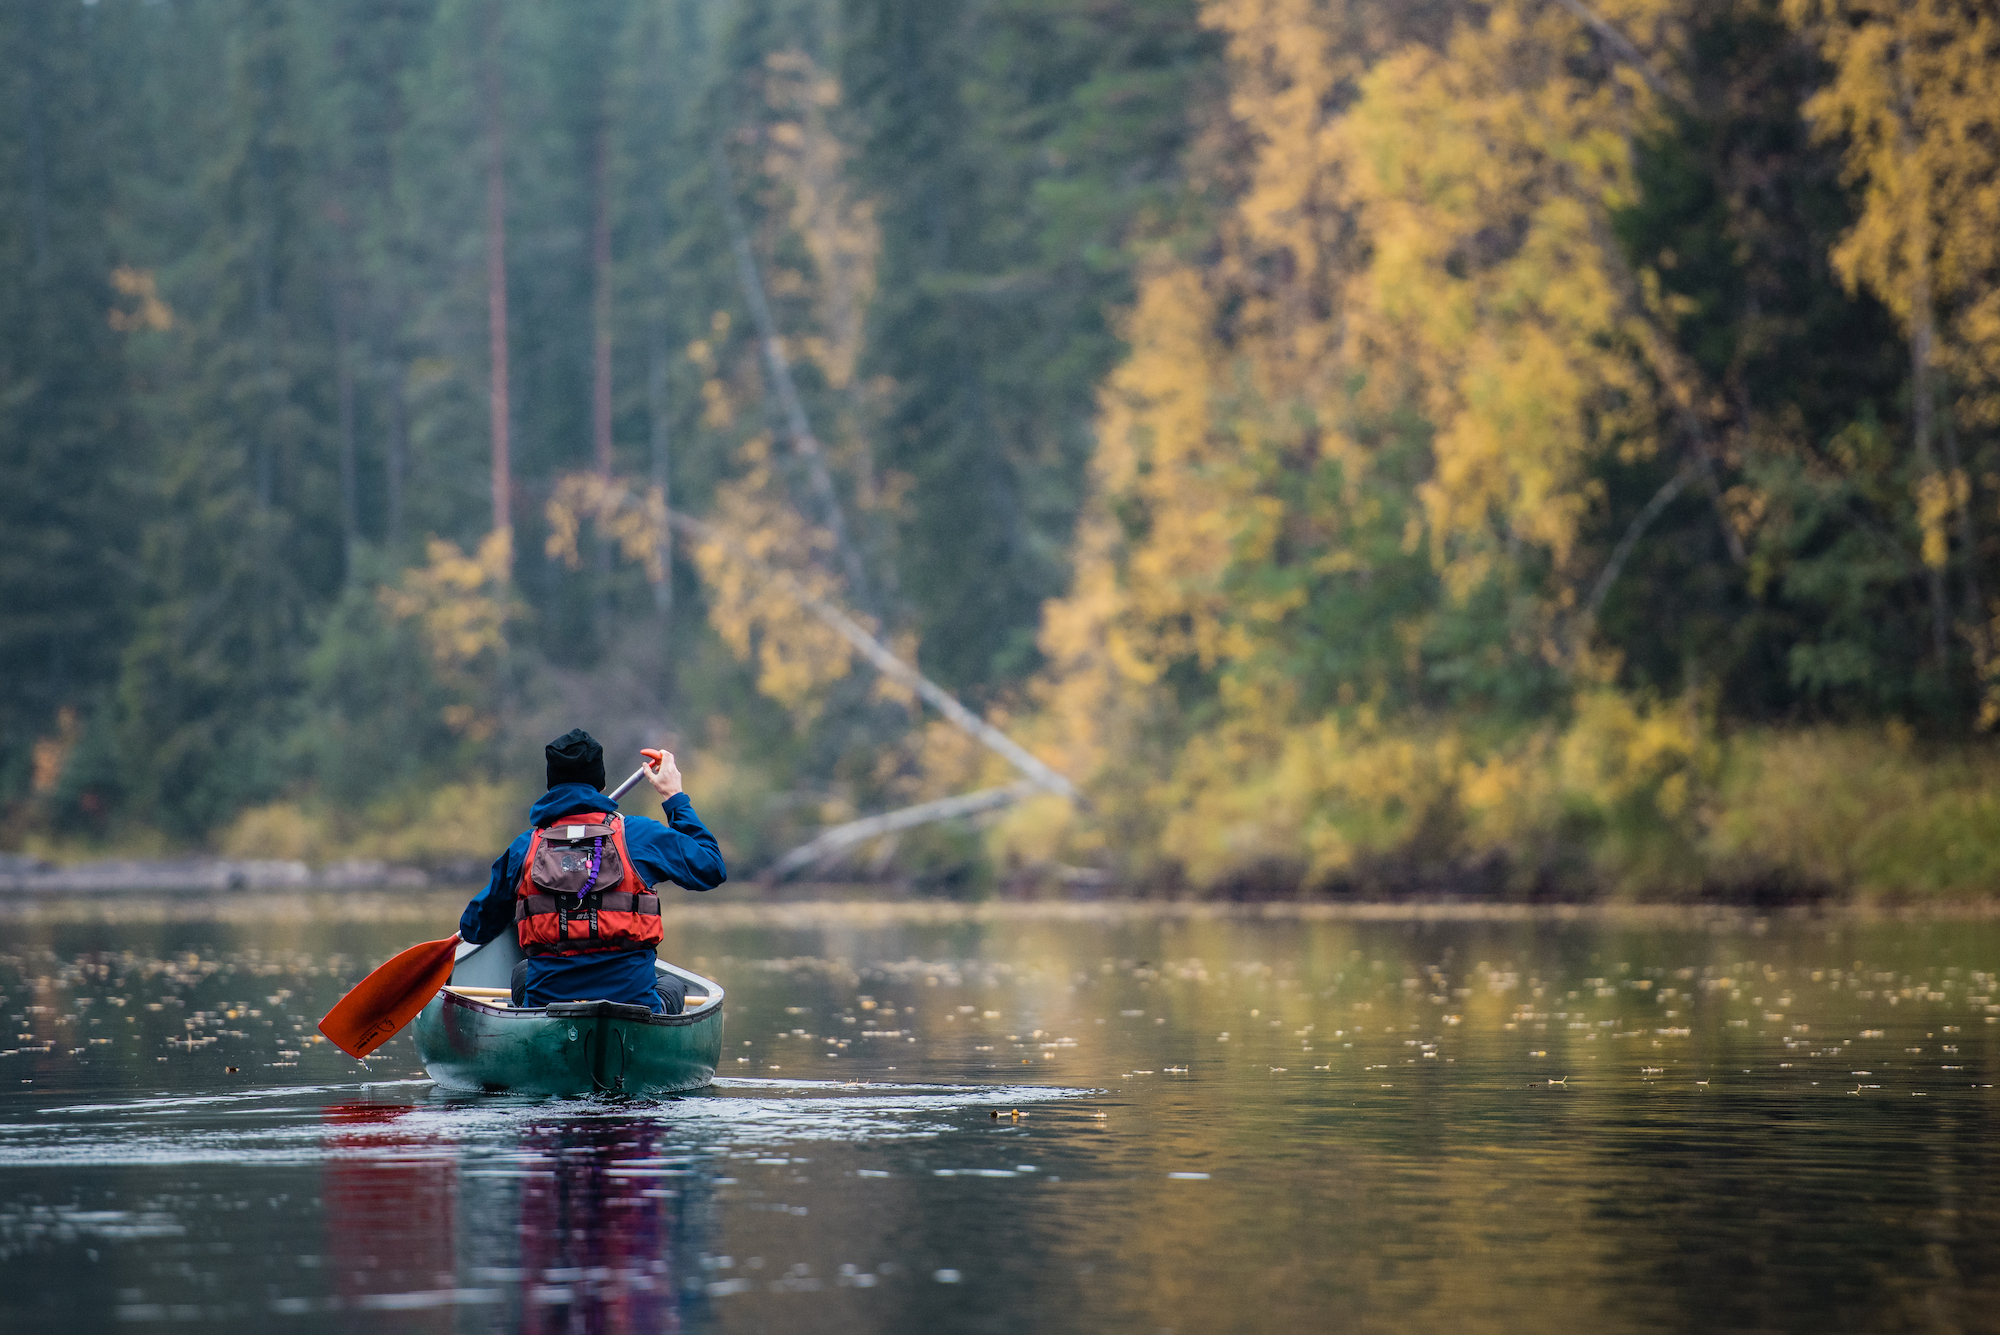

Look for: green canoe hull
[412,953,724,1097]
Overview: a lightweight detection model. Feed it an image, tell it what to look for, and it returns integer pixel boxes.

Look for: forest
[5,0,2000,899]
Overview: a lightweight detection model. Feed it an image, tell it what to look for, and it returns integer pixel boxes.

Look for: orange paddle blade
[317,935,461,1059]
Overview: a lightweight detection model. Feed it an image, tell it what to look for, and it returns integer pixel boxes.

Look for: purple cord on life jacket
[576,835,605,899]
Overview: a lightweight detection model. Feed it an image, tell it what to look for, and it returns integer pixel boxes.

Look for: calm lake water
[2,893,1999,1333]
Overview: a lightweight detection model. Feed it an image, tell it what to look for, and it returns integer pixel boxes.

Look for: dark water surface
[3,894,2000,1333]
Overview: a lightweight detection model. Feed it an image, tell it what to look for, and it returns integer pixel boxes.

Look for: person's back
[457,729,726,1012]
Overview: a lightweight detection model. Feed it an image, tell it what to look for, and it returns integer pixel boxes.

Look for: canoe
[411,933,724,1096]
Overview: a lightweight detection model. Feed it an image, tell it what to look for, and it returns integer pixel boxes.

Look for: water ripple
[0,1077,1094,1167]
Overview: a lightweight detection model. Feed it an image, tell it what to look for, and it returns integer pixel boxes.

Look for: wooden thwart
[441,984,716,1009]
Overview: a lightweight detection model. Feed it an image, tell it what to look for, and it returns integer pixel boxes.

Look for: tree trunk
[1899,47,1951,669]
[711,141,876,618]
[333,286,358,581]
[385,355,407,554]
[663,508,1080,804]
[22,11,49,275]
[764,781,1041,882]
[648,334,673,616]
[589,113,615,638]
[1910,273,1951,667]
[1941,388,1988,676]
[642,106,672,618]
[591,120,614,481]
[482,4,512,548]
[250,146,278,513]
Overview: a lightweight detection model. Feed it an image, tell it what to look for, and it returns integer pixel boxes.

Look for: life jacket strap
[516,891,661,918]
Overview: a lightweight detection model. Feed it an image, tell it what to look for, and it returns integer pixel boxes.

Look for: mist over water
[4,895,2000,1332]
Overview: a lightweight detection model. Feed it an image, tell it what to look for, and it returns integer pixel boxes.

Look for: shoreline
[4,887,2000,927]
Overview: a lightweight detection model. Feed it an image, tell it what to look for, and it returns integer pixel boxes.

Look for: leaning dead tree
[661,508,1080,879]
[664,509,1076,800]
[710,141,877,619]
[611,146,1075,878]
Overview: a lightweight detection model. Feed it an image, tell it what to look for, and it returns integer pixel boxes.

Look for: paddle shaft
[607,763,649,803]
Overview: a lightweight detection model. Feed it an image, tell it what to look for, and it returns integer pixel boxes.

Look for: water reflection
[8,902,2000,1332]
[318,1100,706,1331]
[512,1118,692,1333]
[320,1102,460,1326]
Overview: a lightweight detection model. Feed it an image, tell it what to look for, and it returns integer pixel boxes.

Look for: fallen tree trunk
[663,508,1082,805]
[762,780,1042,882]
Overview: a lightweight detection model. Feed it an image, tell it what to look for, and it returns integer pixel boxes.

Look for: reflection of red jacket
[321,1103,456,1323]
[518,1120,683,1334]
[513,811,664,957]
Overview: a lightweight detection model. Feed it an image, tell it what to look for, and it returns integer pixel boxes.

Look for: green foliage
[1603,0,1932,718]
[290,574,464,807]
[841,0,1223,691]
[0,1,143,813]
[4,0,2000,902]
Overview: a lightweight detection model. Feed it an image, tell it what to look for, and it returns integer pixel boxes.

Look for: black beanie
[545,729,606,791]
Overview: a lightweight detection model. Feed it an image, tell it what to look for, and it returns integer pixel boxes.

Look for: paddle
[317,757,660,1059]
[317,933,462,1058]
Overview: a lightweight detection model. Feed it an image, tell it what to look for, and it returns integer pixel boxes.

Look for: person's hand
[640,748,683,800]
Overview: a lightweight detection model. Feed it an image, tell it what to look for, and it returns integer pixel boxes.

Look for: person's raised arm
[632,748,726,891]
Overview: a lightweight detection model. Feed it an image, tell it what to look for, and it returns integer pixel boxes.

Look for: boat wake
[0,1076,1097,1168]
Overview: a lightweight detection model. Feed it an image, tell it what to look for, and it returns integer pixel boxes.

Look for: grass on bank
[12,725,2000,901]
[16,781,526,872]
[991,713,2000,901]
[1707,729,2000,897]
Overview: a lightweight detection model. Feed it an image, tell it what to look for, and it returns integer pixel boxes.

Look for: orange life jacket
[513,810,664,957]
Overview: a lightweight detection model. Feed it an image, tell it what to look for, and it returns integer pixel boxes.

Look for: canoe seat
[444,986,513,1002]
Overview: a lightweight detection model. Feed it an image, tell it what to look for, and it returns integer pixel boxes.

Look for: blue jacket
[458,783,726,1007]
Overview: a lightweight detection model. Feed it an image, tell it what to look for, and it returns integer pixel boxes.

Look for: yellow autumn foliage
[108,266,175,332]
[689,436,857,718]
[1788,0,2000,371]
[377,529,513,739]
[220,781,523,867]
[1346,0,1686,599]
[544,472,671,583]
[663,55,900,730]
[760,50,879,395]
[1005,0,1732,891]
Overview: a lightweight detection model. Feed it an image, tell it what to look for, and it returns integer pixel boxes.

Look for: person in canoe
[457,729,726,1014]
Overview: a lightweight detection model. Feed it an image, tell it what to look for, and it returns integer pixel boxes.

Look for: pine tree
[0,0,143,813]
[842,0,1223,690]
[116,0,343,832]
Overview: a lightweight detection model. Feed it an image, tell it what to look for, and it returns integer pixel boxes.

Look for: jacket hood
[528,783,619,827]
